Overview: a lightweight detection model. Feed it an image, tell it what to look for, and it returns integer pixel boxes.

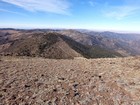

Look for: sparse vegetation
[0,31,123,59]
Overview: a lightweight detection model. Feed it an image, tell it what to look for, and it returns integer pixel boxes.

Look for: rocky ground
[0,56,140,105]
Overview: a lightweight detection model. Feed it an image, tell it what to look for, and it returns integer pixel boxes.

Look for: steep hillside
[1,33,84,59]
[0,30,122,59]
[59,29,97,46]
[60,30,140,56]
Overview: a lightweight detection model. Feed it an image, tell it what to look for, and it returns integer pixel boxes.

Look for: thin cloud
[103,0,140,20]
[1,0,71,15]
[0,8,27,16]
[88,1,97,7]
[104,6,140,20]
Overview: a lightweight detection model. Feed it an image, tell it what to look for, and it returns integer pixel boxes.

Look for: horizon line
[0,27,140,34]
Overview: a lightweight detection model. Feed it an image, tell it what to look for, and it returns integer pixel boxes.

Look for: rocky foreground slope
[0,56,140,105]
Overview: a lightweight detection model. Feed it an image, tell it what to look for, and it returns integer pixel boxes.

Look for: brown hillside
[1,32,122,59]
[2,33,83,59]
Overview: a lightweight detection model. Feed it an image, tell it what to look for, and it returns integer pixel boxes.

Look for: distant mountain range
[0,28,140,59]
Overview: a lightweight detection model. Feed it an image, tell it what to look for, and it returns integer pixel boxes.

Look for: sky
[0,0,140,32]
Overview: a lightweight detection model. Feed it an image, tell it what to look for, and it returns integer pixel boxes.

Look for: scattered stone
[99,75,102,79]
[25,103,29,105]
[11,95,16,100]
[34,79,38,82]
[58,77,65,80]
[110,62,115,64]
[53,88,57,92]
[0,94,3,98]
[129,82,135,85]
[25,84,31,88]
[73,83,78,88]
[48,101,52,105]
[37,83,43,87]
[74,92,80,97]
[91,85,96,89]
[2,88,7,92]
[0,57,139,104]
[41,74,44,77]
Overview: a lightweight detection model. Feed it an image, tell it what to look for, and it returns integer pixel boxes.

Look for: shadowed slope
[1,32,122,59]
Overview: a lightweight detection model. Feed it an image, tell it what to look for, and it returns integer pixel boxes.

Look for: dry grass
[0,56,140,104]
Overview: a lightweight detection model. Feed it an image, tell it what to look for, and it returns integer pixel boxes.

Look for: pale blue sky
[0,0,140,32]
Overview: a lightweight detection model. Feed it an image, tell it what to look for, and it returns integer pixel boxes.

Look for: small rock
[74,92,80,97]
[34,79,38,82]
[0,79,3,84]
[99,75,102,79]
[37,83,43,87]
[0,94,3,98]
[58,77,65,80]
[2,88,7,92]
[53,88,57,92]
[41,74,44,77]
[73,84,78,88]
[25,84,30,88]
[110,62,115,64]
[48,101,52,105]
[11,95,16,100]
[91,85,96,89]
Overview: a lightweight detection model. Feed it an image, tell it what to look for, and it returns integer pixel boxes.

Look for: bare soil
[0,56,140,105]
